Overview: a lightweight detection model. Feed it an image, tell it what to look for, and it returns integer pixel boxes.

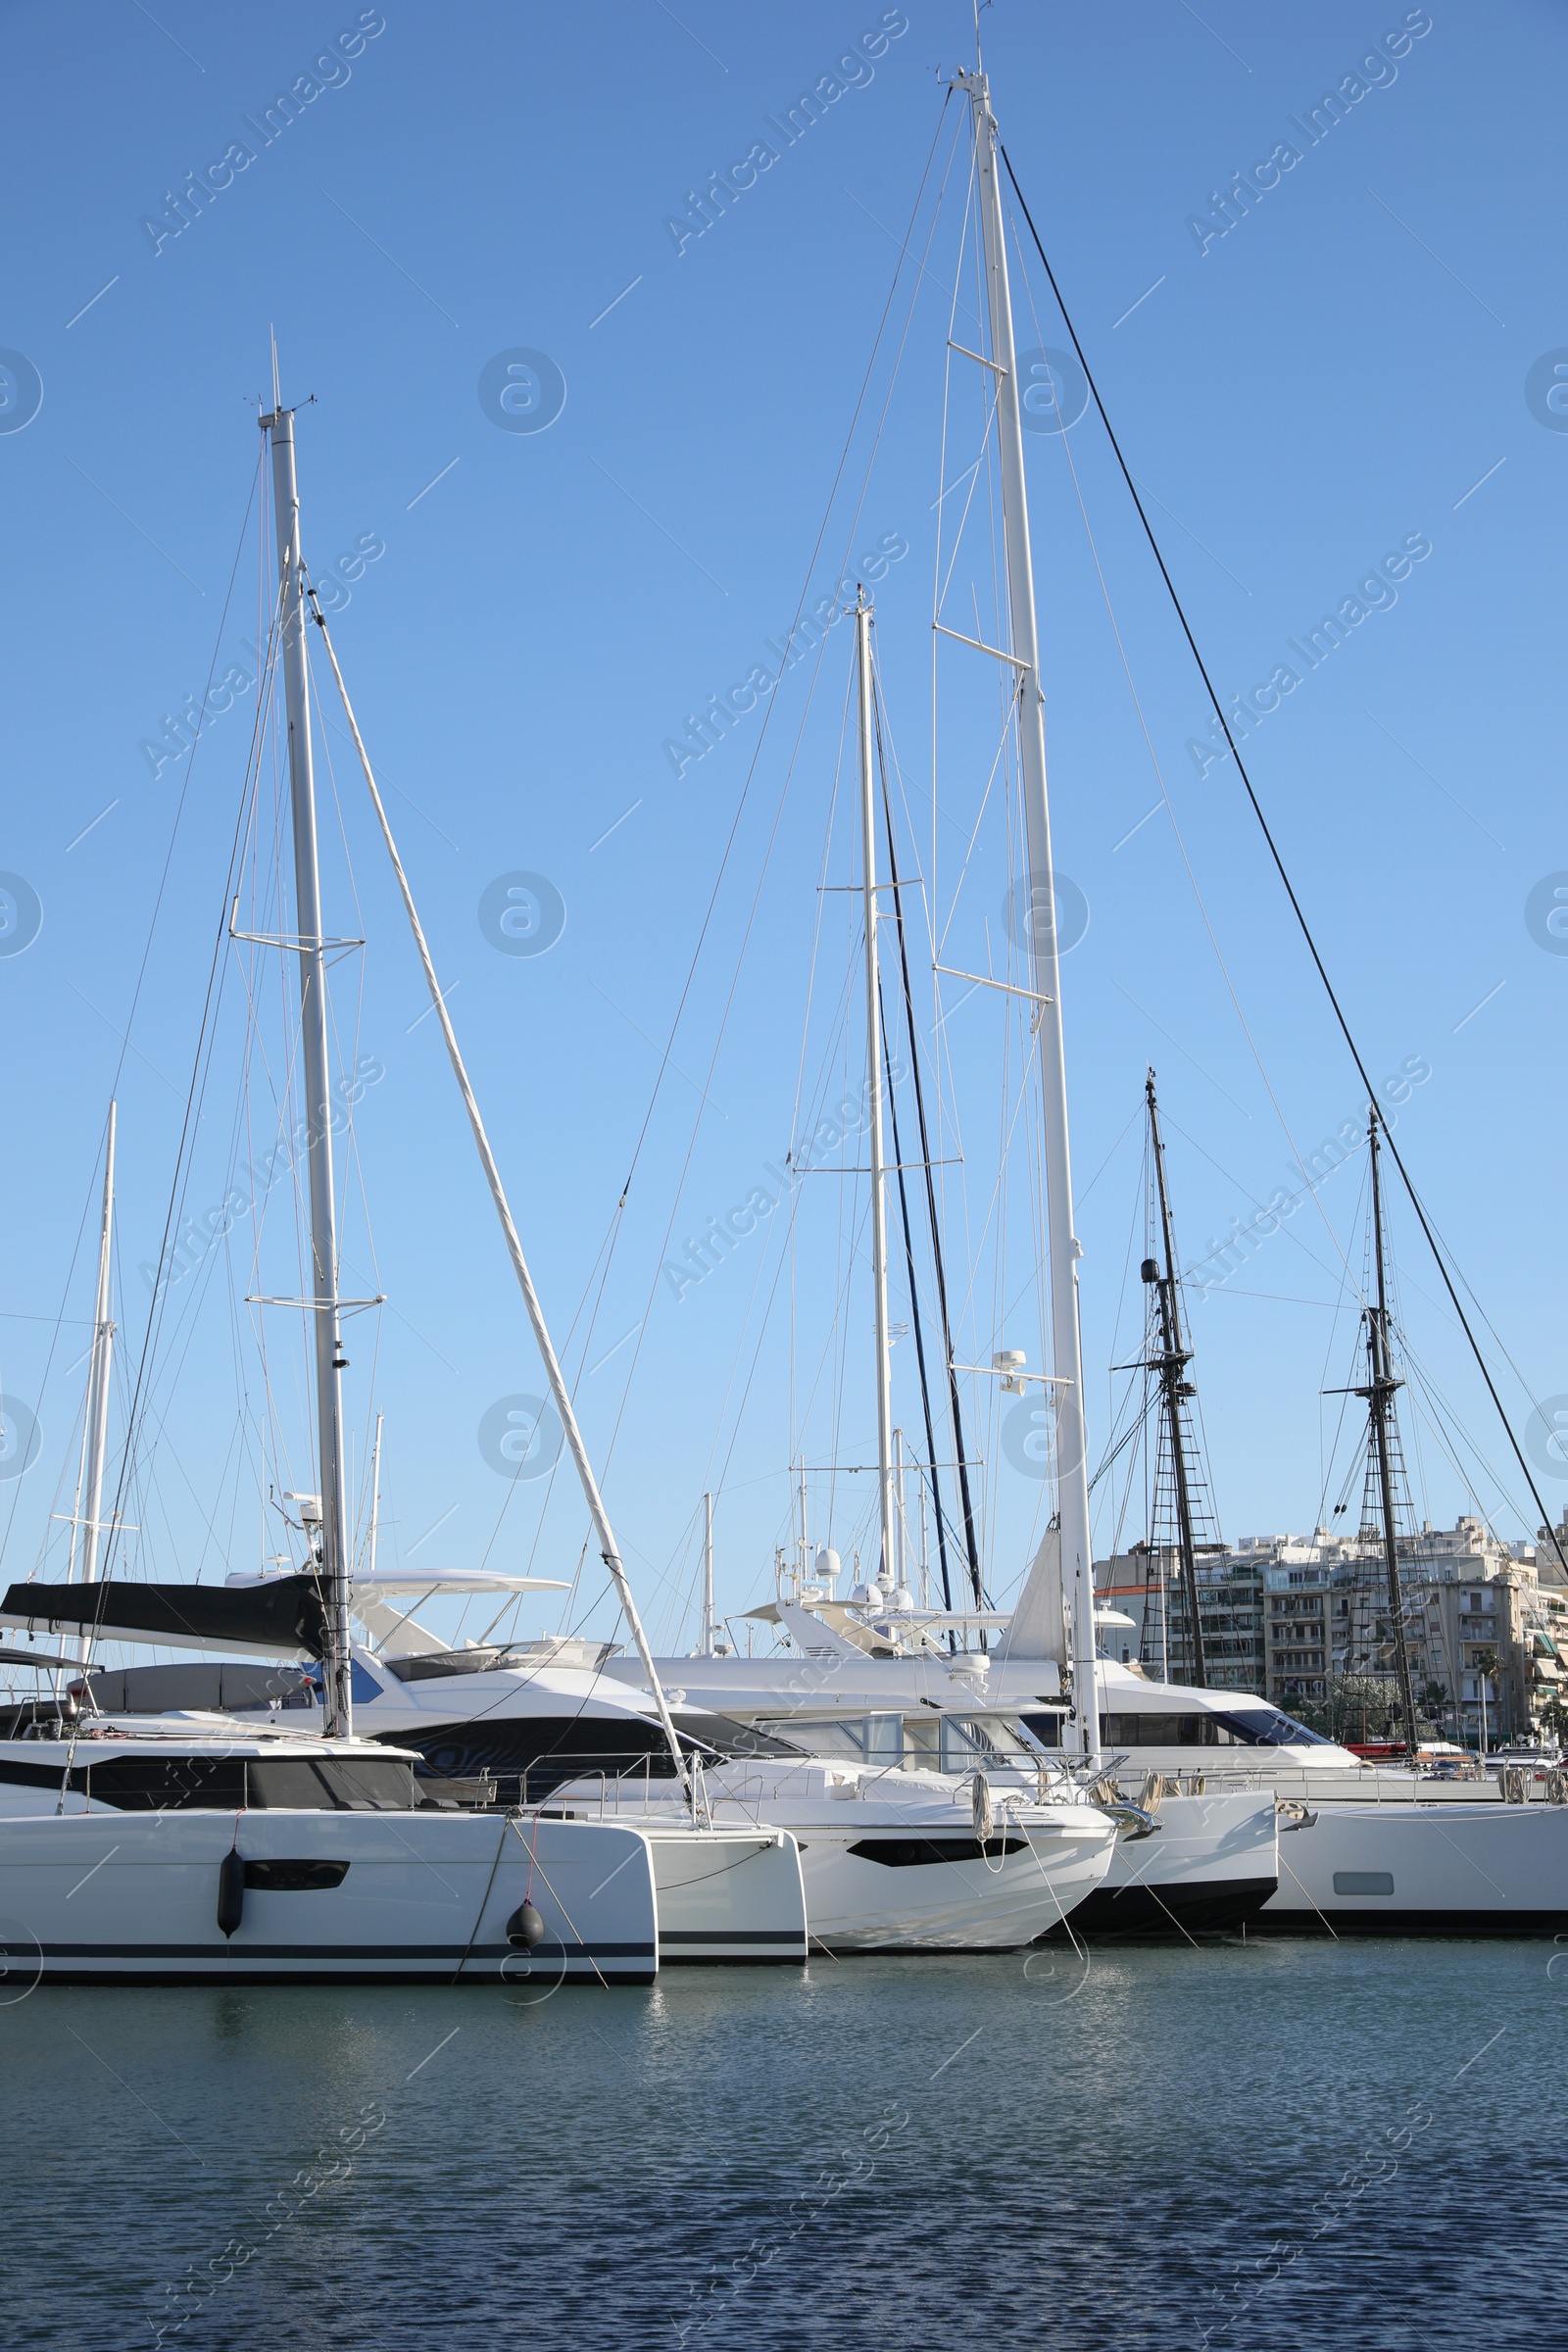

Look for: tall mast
[701,1490,714,1656]
[856,591,897,1588]
[1144,1070,1206,1688]
[893,1426,907,1592]
[367,1412,383,1576]
[959,67,1098,1762]
[1362,1107,1420,1755]
[261,392,352,1740]
[73,1101,117,1633]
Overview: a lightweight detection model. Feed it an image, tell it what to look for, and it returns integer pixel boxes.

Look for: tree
[1290,1672,1438,1745]
[1538,1693,1568,1746]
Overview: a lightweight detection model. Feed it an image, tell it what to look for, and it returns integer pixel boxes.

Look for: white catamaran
[0,378,807,1981]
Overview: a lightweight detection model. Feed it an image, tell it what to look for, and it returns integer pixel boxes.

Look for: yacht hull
[1258,1798,1568,1935]
[639,1825,808,1963]
[548,1755,1117,1951]
[0,1810,661,1985]
[1056,1792,1279,1936]
[797,1816,1113,1950]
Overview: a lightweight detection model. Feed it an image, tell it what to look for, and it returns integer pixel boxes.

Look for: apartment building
[1097,1514,1568,1740]
[1095,1543,1265,1692]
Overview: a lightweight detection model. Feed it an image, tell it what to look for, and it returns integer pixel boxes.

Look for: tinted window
[848,1835,1027,1868]
[1100,1714,1207,1746]
[243,1859,350,1890]
[248,1757,416,1810]
[675,1713,806,1760]
[385,1648,505,1683]
[1210,1707,1334,1748]
[1099,1708,1332,1748]
[87,1756,247,1810]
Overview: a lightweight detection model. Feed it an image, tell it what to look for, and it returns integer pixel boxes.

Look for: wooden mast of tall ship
[1142,1070,1208,1688]
[1360,1106,1421,1753]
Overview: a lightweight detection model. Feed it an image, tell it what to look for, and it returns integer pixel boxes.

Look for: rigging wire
[0,463,266,1591]
[997,142,1567,1571]
[99,552,284,1596]
[874,676,984,1609]
[590,99,961,1478]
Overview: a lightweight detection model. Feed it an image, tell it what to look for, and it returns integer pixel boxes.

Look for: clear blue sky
[2,1,1564,1658]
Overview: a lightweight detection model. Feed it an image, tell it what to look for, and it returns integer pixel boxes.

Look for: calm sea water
[4,1937,1562,2350]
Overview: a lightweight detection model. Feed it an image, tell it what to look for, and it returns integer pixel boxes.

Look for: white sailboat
[531,583,1117,1952]
[583,62,1281,1937]
[0,375,806,1980]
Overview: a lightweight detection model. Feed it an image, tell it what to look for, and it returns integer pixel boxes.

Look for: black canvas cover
[0,1577,327,1660]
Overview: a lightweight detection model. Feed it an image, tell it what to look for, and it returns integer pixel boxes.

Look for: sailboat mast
[961,67,1098,1762]
[75,1101,117,1594]
[856,592,897,1587]
[701,1490,714,1657]
[1365,1108,1420,1755]
[368,1412,383,1576]
[1146,1071,1206,1688]
[262,397,352,1741]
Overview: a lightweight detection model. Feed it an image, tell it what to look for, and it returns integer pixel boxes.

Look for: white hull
[0,1808,662,1984]
[1261,1797,1568,1935]
[787,1815,1113,1951]
[639,1824,808,1963]
[1070,1791,1279,1936]
[551,1762,1116,1952]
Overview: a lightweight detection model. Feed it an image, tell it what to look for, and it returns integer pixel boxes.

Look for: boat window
[1098,1707,1333,1747]
[84,1755,248,1810]
[940,1717,1004,1772]
[1208,1707,1335,1748]
[242,1859,350,1890]
[1011,1714,1062,1754]
[754,1717,867,1759]
[750,1716,903,1762]
[383,1647,506,1683]
[675,1713,806,1760]
[848,1835,1027,1867]
[1100,1713,1205,1745]
[247,1757,417,1809]
[1333,1870,1395,1896]
[942,1715,1055,1769]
